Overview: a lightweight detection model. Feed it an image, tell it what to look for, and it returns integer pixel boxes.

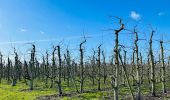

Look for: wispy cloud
[20,28,27,32]
[40,31,45,34]
[0,39,56,45]
[130,11,141,20]
[0,33,109,45]
[158,12,165,16]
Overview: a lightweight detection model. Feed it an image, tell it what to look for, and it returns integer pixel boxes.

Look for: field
[1,78,170,100]
[0,1,170,100]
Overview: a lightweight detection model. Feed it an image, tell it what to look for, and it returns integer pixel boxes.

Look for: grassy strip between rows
[1,79,170,100]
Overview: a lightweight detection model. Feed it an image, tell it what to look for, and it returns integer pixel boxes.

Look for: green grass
[0,80,56,100]
[1,78,170,100]
[68,92,108,100]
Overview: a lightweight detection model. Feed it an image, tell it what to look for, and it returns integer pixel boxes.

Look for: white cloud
[130,11,141,20]
[20,28,27,32]
[40,31,45,34]
[158,12,165,16]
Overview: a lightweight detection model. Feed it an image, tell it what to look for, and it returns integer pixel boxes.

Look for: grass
[66,92,108,100]
[1,78,170,100]
[0,80,56,100]
[0,78,114,100]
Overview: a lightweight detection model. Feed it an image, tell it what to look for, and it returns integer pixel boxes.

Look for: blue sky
[0,0,170,61]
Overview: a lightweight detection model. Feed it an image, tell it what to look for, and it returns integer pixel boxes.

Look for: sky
[0,0,170,61]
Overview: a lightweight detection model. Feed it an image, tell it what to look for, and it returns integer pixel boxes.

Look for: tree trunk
[134,29,141,100]
[149,30,156,96]
[79,40,86,93]
[160,41,166,93]
[113,22,124,100]
[57,45,62,96]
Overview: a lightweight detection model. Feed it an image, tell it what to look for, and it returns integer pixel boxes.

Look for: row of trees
[0,18,169,100]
